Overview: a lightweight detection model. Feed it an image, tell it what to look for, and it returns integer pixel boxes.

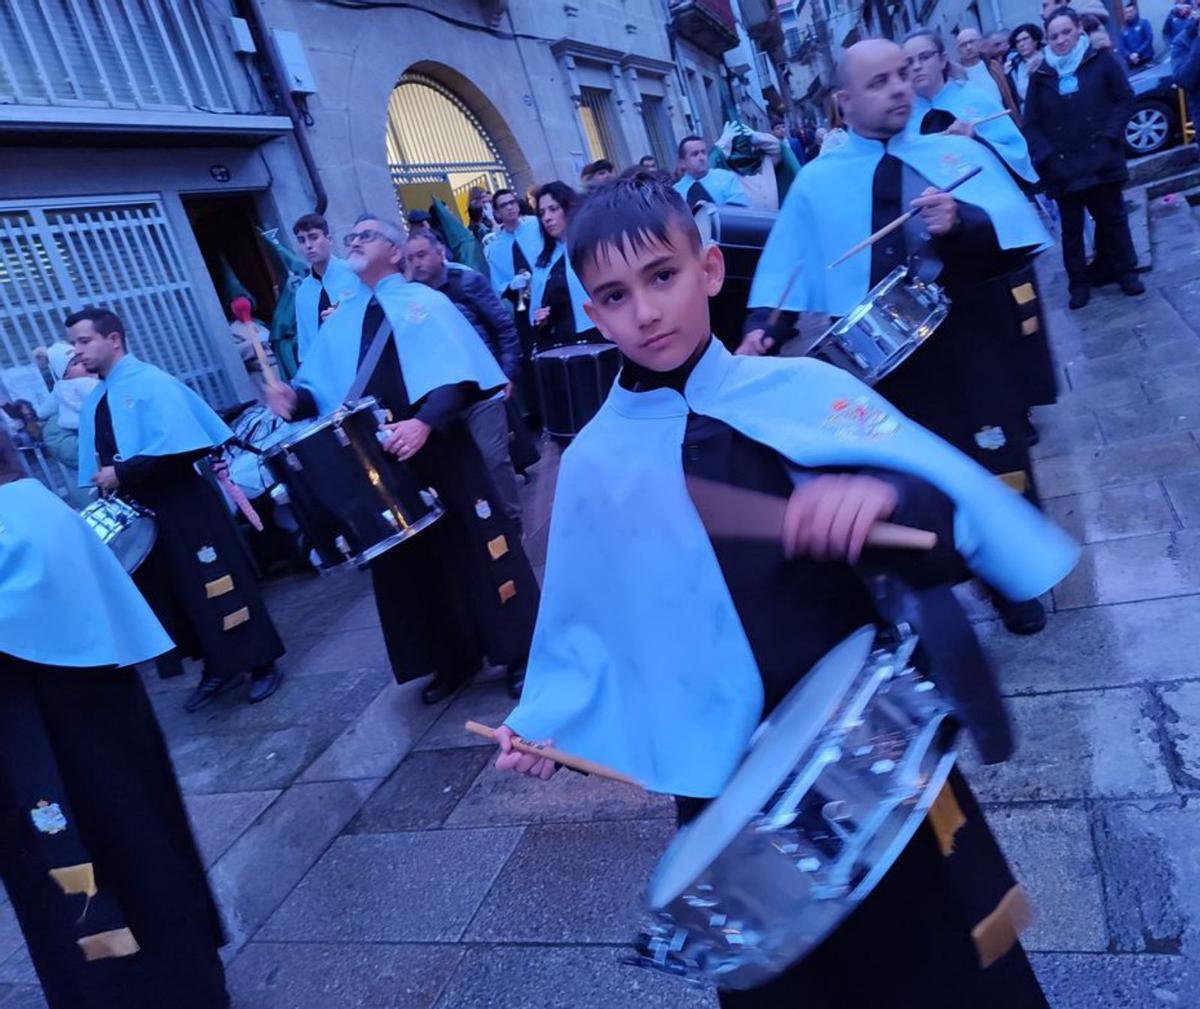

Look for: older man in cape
[0,431,230,1008]
[267,214,538,703]
[741,39,1053,634]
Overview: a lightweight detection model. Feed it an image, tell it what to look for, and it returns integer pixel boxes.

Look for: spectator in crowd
[1008,22,1046,110]
[957,27,1022,116]
[32,342,95,506]
[1024,6,1145,309]
[771,118,807,164]
[1170,0,1200,137]
[637,154,658,171]
[1165,0,1194,43]
[404,230,524,526]
[984,28,1012,62]
[579,163,594,190]
[673,135,750,208]
[530,182,598,350]
[1119,1,1156,67]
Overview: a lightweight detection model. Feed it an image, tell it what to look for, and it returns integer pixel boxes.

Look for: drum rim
[351,505,444,568]
[267,395,382,454]
[647,626,879,909]
[532,342,620,360]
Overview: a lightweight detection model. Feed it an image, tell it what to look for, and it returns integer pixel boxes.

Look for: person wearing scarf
[0,429,230,1008]
[1023,7,1145,309]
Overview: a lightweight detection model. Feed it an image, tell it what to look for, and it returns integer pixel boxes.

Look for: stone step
[1127,142,1199,187]
[1144,166,1200,201]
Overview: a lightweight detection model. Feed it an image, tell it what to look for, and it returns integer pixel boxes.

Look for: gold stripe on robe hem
[49,863,97,898]
[223,607,250,631]
[205,575,234,598]
[927,783,967,857]
[78,927,140,961]
[972,884,1034,968]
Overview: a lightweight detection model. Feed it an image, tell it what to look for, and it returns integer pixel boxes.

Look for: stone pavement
[4,204,1200,1009]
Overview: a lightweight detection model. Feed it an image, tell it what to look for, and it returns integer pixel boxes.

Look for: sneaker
[1068,286,1091,310]
[1118,274,1146,297]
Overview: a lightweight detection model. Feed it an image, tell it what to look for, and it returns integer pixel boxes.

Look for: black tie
[317,284,331,330]
[512,239,531,275]
[686,180,714,208]
[869,153,906,287]
[358,297,386,367]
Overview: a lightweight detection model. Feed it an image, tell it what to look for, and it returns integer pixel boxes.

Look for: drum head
[648,626,877,909]
[110,517,157,573]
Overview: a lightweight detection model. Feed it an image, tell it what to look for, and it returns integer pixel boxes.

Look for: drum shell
[80,498,157,573]
[264,399,441,568]
[532,343,621,439]
[693,203,779,350]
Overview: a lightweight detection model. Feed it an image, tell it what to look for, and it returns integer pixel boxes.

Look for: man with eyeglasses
[266,213,538,703]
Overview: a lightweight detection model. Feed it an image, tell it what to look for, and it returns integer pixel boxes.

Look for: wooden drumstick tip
[465,721,643,788]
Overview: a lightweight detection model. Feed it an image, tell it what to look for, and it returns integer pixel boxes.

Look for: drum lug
[285,451,303,472]
[335,535,352,558]
[334,425,351,447]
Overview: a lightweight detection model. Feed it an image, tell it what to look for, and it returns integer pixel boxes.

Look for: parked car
[1125,53,1186,157]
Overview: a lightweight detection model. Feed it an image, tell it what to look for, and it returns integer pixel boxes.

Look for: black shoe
[184,671,247,712]
[1023,412,1040,448]
[1118,274,1146,297]
[421,673,464,706]
[506,660,526,699]
[1068,286,1091,310]
[995,596,1047,635]
[248,662,284,704]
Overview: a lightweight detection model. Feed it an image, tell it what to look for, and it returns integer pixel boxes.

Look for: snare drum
[80,497,157,573]
[531,343,621,439]
[808,266,949,386]
[264,397,443,569]
[633,627,958,989]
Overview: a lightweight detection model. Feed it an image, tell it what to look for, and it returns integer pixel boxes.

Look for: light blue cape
[672,166,750,207]
[295,256,364,360]
[77,355,233,486]
[294,272,507,416]
[747,129,1052,318]
[909,80,1038,183]
[507,340,1079,797]
[484,217,543,296]
[0,479,171,667]
[529,240,592,335]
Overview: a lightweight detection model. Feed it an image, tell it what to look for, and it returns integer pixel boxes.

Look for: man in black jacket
[405,230,524,525]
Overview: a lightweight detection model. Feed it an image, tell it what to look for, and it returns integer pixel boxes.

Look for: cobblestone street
[5,195,1200,1007]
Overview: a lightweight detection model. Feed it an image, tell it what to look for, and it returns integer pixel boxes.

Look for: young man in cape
[902,28,1060,426]
[72,307,285,710]
[294,213,363,363]
[266,214,538,703]
[0,431,230,1008]
[741,39,1053,635]
[492,173,1079,1007]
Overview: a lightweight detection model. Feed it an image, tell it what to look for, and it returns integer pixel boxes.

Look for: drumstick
[237,323,281,389]
[827,165,983,269]
[966,108,1016,128]
[464,721,643,787]
[685,476,937,551]
[766,262,805,329]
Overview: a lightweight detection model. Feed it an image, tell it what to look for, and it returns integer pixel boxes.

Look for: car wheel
[1125,100,1173,156]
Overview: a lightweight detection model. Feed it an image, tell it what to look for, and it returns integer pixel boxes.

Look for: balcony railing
[0,0,237,113]
[670,0,740,54]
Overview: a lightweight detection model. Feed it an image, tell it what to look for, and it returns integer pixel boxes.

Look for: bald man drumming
[744,39,1053,635]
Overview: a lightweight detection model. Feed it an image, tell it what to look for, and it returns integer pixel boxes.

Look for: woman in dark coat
[1023,6,1145,309]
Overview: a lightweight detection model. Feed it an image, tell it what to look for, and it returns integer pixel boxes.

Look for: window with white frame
[579,87,629,165]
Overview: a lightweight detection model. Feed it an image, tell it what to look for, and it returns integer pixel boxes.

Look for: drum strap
[345,304,394,406]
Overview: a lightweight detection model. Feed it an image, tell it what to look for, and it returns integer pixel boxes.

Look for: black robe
[0,654,228,1009]
[94,395,284,679]
[293,298,539,684]
[624,351,1048,1009]
[535,256,601,353]
[866,154,1040,500]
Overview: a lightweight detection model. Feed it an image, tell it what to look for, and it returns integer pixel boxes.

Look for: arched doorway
[385,72,512,220]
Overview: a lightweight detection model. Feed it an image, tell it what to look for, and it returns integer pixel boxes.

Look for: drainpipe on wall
[234,0,328,214]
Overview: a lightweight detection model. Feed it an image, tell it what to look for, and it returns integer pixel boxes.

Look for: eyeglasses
[909,49,942,64]
[344,229,395,248]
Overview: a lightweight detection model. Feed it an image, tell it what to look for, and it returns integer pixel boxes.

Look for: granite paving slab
[0,907,20,974]
[1033,433,1200,498]
[431,945,718,1009]
[185,789,280,868]
[293,625,392,678]
[0,987,45,1009]
[1156,683,1200,785]
[985,804,1109,951]
[1053,528,1200,609]
[1030,952,1195,1009]
[465,820,675,944]
[347,747,494,833]
[1095,395,1200,443]
[207,778,380,951]
[168,722,348,793]
[226,942,465,1009]
[962,689,1172,801]
[0,950,34,986]
[1042,483,1179,544]
[258,828,524,943]
[1143,361,1200,403]
[445,761,675,828]
[415,682,516,752]
[1162,471,1200,528]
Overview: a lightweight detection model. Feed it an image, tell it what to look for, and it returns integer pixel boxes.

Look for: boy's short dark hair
[292,212,329,236]
[678,135,705,158]
[64,306,126,348]
[566,171,702,283]
[590,159,614,173]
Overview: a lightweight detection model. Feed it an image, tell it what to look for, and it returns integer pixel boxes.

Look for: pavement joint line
[978,795,1190,810]
[996,677,1200,700]
[1157,477,1187,529]
[1144,685,1200,794]
[1085,797,1126,954]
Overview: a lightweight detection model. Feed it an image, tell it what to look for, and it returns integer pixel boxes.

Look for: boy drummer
[492,174,1077,1007]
